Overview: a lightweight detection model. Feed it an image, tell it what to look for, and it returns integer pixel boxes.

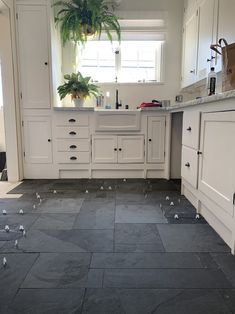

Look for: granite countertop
[170,89,235,110]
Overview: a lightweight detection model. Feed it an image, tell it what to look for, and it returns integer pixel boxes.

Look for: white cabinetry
[197,0,216,80]
[17,5,51,109]
[198,111,235,216]
[147,116,166,163]
[92,135,144,164]
[182,10,199,87]
[23,116,52,164]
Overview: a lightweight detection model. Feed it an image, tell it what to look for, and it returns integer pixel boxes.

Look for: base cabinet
[147,116,166,163]
[23,115,52,164]
[92,135,144,164]
[198,111,235,216]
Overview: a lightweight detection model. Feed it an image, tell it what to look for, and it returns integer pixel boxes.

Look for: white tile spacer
[85,190,89,194]
[166,196,170,201]
[195,214,200,220]
[100,186,104,190]
[53,190,57,194]
[14,240,18,248]
[23,230,26,237]
[19,209,24,215]
[33,204,36,209]
[145,194,148,199]
[123,179,126,182]
[2,209,7,215]
[170,202,174,206]
[19,225,24,231]
[178,198,181,204]
[36,194,41,199]
[159,203,162,209]
[174,214,179,220]
[108,186,112,190]
[5,225,10,232]
[3,257,7,267]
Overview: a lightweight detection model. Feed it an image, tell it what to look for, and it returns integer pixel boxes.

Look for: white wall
[0,108,6,151]
[95,0,184,109]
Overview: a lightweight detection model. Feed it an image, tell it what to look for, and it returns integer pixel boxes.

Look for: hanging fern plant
[53,0,121,45]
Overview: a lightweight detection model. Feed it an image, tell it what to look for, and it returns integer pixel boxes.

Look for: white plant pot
[73,98,84,107]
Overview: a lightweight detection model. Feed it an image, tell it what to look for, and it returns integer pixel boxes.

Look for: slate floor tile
[118,289,230,314]
[0,198,36,214]
[91,252,217,269]
[211,253,235,287]
[115,224,164,250]
[0,253,38,306]
[103,268,232,289]
[8,288,85,314]
[158,224,230,252]
[74,199,115,229]
[82,288,126,314]
[32,213,77,230]
[219,289,235,313]
[115,204,167,224]
[114,243,165,253]
[22,252,93,288]
[6,229,114,253]
[37,198,84,213]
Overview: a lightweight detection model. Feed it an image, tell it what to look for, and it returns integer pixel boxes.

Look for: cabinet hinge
[196,9,199,16]
[16,13,18,20]
[23,152,25,157]
[22,121,24,127]
[233,193,235,205]
[20,92,22,99]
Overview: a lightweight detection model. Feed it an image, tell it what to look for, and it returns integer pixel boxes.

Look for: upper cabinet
[197,0,216,80]
[17,5,51,109]
[182,0,217,87]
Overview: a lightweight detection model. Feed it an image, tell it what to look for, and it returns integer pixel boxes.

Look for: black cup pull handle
[187,127,192,131]
[70,156,77,160]
[69,131,76,135]
[185,162,190,168]
[70,145,77,149]
[69,119,76,123]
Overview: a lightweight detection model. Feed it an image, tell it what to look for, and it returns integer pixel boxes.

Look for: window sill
[96,81,165,86]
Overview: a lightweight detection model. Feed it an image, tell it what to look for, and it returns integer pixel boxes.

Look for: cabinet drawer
[56,127,89,139]
[57,152,90,164]
[182,111,200,149]
[55,113,89,126]
[181,146,198,188]
[57,139,90,152]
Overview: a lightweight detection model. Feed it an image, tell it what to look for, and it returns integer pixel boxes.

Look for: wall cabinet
[147,116,166,163]
[92,135,144,164]
[23,116,52,164]
[17,5,51,109]
[198,111,235,216]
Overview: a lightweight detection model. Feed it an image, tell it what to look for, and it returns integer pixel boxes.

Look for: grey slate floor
[0,179,235,313]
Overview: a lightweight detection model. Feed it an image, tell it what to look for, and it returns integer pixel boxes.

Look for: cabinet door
[198,111,235,216]
[118,136,144,164]
[217,0,235,71]
[92,135,117,163]
[23,116,52,164]
[182,11,199,87]
[17,5,50,109]
[147,117,166,163]
[197,0,215,80]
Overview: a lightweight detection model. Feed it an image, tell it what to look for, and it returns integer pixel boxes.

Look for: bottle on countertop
[207,67,217,96]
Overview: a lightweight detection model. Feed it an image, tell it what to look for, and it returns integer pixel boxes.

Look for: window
[76,35,164,83]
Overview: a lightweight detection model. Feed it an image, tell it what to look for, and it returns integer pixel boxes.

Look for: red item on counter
[138,102,162,108]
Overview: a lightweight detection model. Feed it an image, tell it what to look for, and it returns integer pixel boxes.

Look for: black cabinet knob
[197,151,202,155]
[48,139,51,142]
[114,148,117,151]
[44,62,48,65]
[70,145,77,149]
[69,119,76,123]
[149,139,152,142]
[70,156,77,160]
[186,127,192,131]
[119,148,122,151]
[185,162,190,168]
[69,131,76,135]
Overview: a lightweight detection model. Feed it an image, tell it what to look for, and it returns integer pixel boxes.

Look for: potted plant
[57,71,100,107]
[53,0,121,45]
